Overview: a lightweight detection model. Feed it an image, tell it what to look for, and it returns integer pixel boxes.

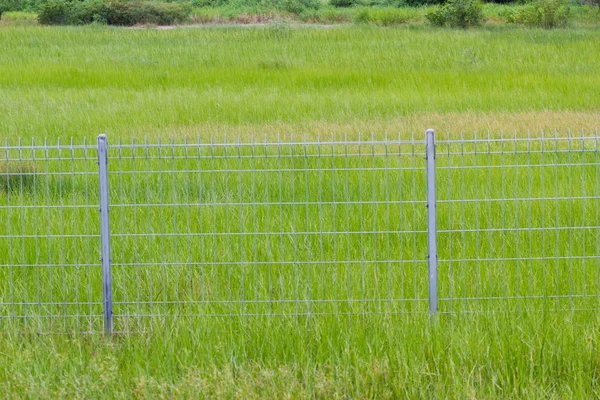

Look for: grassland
[1,24,600,141]
[0,24,600,398]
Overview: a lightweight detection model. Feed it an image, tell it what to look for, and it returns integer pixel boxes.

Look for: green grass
[1,24,600,398]
[0,25,599,140]
[1,312,600,398]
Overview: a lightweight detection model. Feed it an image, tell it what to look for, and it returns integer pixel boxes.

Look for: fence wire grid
[1,130,599,333]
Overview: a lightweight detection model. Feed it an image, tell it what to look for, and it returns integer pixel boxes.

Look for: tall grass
[1,312,600,397]
[0,26,599,140]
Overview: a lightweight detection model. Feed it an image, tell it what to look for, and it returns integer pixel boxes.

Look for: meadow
[0,24,600,398]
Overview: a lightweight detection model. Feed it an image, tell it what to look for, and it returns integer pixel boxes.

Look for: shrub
[329,0,354,8]
[105,1,191,25]
[38,0,70,24]
[38,0,191,26]
[0,0,25,17]
[426,0,483,27]
[512,0,570,28]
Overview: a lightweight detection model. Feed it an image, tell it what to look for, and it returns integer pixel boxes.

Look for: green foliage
[0,0,25,16]
[37,0,70,24]
[38,0,191,25]
[329,0,354,8]
[105,1,191,25]
[500,0,570,28]
[426,0,483,27]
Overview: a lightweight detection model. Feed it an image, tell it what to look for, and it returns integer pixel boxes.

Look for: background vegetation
[0,0,598,26]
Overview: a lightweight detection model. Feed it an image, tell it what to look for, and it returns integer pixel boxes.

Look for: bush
[508,0,570,28]
[38,0,70,24]
[426,0,483,27]
[329,0,354,7]
[38,0,191,26]
[105,1,191,25]
[0,0,25,16]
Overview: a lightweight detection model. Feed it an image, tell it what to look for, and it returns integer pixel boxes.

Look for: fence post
[97,134,113,335]
[426,129,438,314]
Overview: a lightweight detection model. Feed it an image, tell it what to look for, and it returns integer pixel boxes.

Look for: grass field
[1,24,600,398]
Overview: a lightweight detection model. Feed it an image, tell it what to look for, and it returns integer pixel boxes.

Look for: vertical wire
[131,138,141,327]
[303,133,312,315]
[331,133,338,315]
[371,133,378,314]
[5,138,14,322]
[144,137,154,319]
[224,135,233,310]
[317,133,325,314]
[251,135,258,315]
[500,130,507,310]
[358,132,365,316]
[118,137,128,331]
[448,131,455,313]
[264,134,273,316]
[487,130,493,309]
[568,129,574,310]
[19,139,28,328]
[158,137,168,324]
[410,131,417,311]
[459,131,467,312]
[473,131,480,303]
[210,134,221,304]
[344,133,351,314]
[277,132,286,315]
[44,138,53,325]
[541,130,547,304]
[32,138,41,330]
[291,133,299,316]
[513,130,520,311]
[527,131,533,304]
[184,137,192,322]
[237,136,246,316]
[196,135,207,310]
[554,129,560,309]
[210,135,218,307]
[83,137,93,330]
[57,138,67,330]
[278,133,285,315]
[384,132,391,312]
[171,137,180,318]
[69,138,79,329]
[580,130,586,300]
[399,131,405,313]
[595,128,599,304]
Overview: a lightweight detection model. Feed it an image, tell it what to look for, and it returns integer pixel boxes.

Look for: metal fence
[1,129,599,333]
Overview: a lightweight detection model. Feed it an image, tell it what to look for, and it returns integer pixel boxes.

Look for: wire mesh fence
[1,130,599,333]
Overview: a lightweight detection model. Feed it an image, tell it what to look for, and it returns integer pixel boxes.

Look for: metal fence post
[426,129,438,314]
[97,134,113,335]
